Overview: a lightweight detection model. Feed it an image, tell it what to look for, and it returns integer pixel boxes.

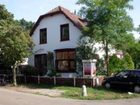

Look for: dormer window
[60,24,69,41]
[40,28,47,44]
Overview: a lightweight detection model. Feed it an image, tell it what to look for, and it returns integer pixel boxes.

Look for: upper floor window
[40,28,47,44]
[60,24,69,41]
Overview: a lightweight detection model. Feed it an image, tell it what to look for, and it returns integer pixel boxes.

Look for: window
[60,24,69,41]
[35,54,47,70]
[40,28,47,44]
[133,71,140,77]
[116,71,130,77]
[55,49,76,72]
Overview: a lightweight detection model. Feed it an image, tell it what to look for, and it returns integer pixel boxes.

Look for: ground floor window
[55,49,76,72]
[35,54,47,71]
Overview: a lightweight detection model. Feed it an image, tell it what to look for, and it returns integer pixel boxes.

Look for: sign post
[82,59,97,78]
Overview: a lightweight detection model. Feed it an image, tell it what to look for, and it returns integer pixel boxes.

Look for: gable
[30,6,87,36]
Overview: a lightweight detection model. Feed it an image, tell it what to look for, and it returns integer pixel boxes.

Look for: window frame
[60,24,69,41]
[40,28,47,44]
[34,54,47,70]
[55,49,76,72]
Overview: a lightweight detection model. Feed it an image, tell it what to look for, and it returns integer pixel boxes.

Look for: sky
[0,0,140,38]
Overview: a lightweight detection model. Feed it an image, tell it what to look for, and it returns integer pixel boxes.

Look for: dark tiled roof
[30,6,87,36]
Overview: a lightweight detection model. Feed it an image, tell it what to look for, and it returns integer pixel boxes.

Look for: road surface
[0,88,140,105]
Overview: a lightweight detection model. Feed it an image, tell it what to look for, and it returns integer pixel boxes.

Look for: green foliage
[47,51,54,70]
[77,0,134,75]
[0,4,33,66]
[16,18,34,32]
[76,43,97,60]
[0,22,33,66]
[108,53,134,75]
[96,70,107,76]
[76,39,98,74]
[20,65,40,76]
[0,4,13,20]
[122,53,134,69]
[47,70,57,77]
[136,25,140,34]
[0,4,34,85]
[126,39,140,68]
[114,33,135,51]
[96,58,104,71]
[108,54,122,75]
[46,51,56,77]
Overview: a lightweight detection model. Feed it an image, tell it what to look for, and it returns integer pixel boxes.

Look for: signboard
[82,60,97,78]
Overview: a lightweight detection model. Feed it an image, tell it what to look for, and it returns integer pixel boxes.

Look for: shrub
[20,65,41,76]
[96,70,107,76]
[108,53,134,75]
[47,51,54,70]
[108,54,122,75]
[122,53,134,69]
[47,69,57,77]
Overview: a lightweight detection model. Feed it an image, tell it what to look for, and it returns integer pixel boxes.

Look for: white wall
[28,14,82,66]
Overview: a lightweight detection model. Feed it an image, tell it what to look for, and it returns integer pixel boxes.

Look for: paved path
[0,88,140,105]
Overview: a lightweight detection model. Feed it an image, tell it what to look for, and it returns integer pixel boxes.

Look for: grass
[18,84,140,100]
[55,86,140,100]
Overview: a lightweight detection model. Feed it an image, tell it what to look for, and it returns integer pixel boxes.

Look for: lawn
[18,84,140,100]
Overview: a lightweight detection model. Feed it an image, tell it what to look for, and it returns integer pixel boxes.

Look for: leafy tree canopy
[0,5,13,21]
[16,18,34,32]
[0,4,33,86]
[77,0,134,75]
[126,39,140,68]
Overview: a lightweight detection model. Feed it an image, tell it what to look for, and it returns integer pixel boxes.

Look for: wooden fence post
[24,75,26,84]
[38,75,40,84]
[73,77,76,87]
[54,76,56,85]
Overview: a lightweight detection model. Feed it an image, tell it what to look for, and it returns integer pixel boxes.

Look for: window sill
[60,40,69,42]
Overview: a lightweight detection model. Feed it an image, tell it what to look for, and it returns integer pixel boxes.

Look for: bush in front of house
[108,54,122,75]
[108,53,134,75]
[122,53,134,70]
[96,70,107,76]
[20,65,42,76]
[47,69,57,77]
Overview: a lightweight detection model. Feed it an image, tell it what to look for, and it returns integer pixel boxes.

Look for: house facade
[28,6,86,77]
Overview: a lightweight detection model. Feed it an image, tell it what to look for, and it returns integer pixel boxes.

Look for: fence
[0,74,104,87]
[17,75,104,87]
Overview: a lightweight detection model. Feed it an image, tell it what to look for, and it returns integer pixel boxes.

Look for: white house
[28,6,87,77]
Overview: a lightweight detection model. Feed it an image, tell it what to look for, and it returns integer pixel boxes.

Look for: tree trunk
[13,63,17,86]
[105,41,109,76]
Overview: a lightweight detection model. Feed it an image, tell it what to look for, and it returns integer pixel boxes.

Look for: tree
[126,40,140,68]
[136,25,140,34]
[0,5,13,21]
[0,4,33,86]
[114,33,135,51]
[77,0,134,75]
[16,18,34,32]
[76,39,98,75]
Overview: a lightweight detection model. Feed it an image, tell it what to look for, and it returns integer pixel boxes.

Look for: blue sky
[0,0,140,38]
